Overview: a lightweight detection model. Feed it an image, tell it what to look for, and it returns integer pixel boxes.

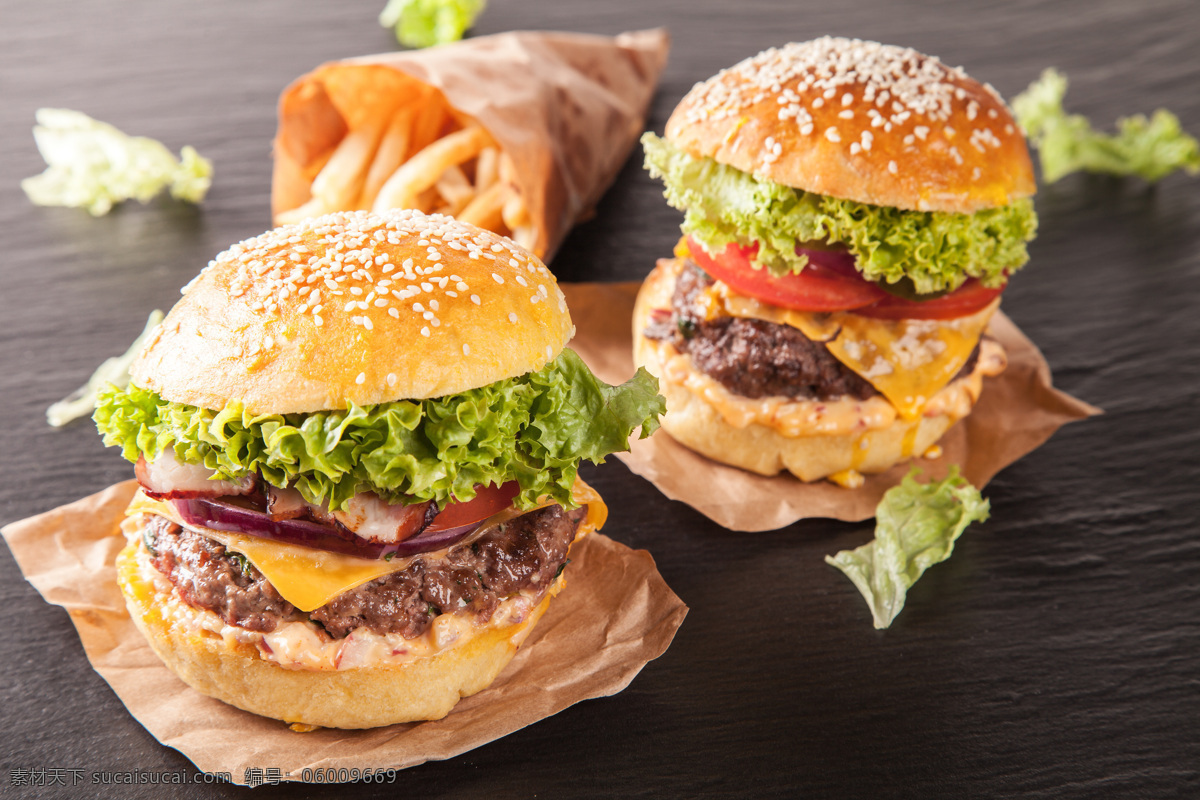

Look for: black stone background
[1,1,1197,797]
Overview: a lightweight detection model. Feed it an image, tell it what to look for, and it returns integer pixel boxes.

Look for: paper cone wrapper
[272,29,669,261]
[562,281,1102,531]
[1,482,687,784]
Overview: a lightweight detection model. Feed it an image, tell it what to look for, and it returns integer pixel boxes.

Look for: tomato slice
[426,481,521,532]
[684,236,1004,320]
[853,278,1004,319]
[686,238,887,312]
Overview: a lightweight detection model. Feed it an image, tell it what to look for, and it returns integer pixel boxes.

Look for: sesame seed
[508,312,518,323]
[492,273,504,284]
[545,345,553,360]
[825,127,841,143]
[421,326,430,337]
[515,275,528,287]
[387,373,397,387]
[355,372,366,384]
[470,294,481,305]
[388,307,399,318]
[888,160,899,174]
[462,343,470,355]
[363,317,373,330]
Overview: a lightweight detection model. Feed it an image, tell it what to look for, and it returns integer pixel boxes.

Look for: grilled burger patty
[645,260,979,401]
[143,504,586,639]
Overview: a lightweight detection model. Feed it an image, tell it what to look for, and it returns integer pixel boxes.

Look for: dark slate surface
[2,1,1198,797]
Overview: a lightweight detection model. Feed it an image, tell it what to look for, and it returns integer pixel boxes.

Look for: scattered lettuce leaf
[1013,68,1200,184]
[47,310,164,428]
[825,467,990,629]
[379,0,486,48]
[643,133,1037,295]
[21,108,213,216]
[95,349,663,512]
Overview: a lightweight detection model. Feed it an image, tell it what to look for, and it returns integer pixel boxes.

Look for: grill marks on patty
[645,261,877,401]
[645,260,981,401]
[143,504,585,640]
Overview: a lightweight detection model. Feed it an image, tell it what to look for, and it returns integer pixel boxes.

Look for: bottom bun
[117,534,556,729]
[633,259,1006,483]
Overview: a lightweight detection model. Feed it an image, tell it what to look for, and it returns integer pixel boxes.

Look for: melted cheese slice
[708,283,999,420]
[126,480,607,613]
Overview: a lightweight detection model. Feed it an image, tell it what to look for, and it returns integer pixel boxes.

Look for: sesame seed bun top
[131,210,574,414]
[665,37,1036,214]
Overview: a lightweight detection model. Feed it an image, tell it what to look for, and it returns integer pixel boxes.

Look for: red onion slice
[793,245,861,279]
[173,497,475,560]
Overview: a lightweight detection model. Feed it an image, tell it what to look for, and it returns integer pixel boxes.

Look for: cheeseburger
[95,210,662,728]
[636,37,1038,487]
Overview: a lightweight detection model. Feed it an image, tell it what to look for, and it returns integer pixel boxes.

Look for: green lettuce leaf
[642,132,1037,295]
[21,109,213,216]
[379,0,486,48]
[825,467,990,629]
[47,309,163,428]
[1013,68,1200,184]
[94,349,663,512]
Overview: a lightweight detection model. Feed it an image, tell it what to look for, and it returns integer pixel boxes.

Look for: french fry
[475,146,498,193]
[359,106,416,209]
[435,164,475,214]
[372,126,493,213]
[513,225,538,252]
[456,180,505,230]
[498,151,516,185]
[501,188,529,231]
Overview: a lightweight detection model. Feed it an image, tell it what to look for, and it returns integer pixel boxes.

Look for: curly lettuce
[379,0,486,48]
[95,349,663,512]
[1013,68,1200,184]
[21,109,212,216]
[825,467,990,629]
[642,132,1037,295]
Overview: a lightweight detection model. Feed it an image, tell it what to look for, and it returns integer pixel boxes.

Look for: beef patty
[143,503,585,640]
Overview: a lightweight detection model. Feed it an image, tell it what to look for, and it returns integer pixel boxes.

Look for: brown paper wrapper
[272,29,670,261]
[562,281,1102,531]
[1,481,687,784]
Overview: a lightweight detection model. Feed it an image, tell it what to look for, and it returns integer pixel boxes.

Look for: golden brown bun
[119,534,552,729]
[130,210,573,414]
[632,259,1005,481]
[665,37,1035,213]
